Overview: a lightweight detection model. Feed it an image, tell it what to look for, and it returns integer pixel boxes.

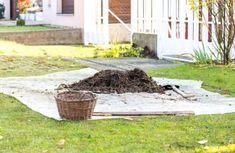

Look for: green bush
[120,47,144,57]
[16,19,25,26]
[103,46,120,58]
[102,44,144,58]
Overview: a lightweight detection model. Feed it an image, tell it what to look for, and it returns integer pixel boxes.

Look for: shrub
[102,44,144,58]
[16,19,25,26]
[19,0,31,14]
[120,47,143,57]
[189,0,235,65]
[102,46,120,58]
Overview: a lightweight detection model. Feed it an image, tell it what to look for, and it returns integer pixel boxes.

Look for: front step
[162,54,195,63]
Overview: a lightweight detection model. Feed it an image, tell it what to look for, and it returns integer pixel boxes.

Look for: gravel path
[78,58,178,71]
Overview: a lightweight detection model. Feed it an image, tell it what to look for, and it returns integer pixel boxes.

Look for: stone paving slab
[78,58,179,71]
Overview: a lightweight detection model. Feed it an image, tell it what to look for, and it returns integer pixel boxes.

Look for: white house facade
[42,0,234,58]
[1,0,234,59]
[42,0,84,28]
[42,0,131,43]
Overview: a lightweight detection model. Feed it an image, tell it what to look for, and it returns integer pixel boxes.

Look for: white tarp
[0,68,234,120]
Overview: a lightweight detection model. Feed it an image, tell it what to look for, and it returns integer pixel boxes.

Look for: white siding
[42,0,84,28]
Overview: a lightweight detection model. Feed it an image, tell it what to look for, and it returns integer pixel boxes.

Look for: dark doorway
[10,0,17,20]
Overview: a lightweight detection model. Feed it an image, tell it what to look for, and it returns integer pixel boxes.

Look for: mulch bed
[68,68,165,94]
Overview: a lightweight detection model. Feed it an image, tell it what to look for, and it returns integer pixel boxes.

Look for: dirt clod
[68,68,165,94]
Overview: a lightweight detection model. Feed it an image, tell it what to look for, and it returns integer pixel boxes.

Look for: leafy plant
[193,43,213,64]
[102,44,144,58]
[120,47,144,57]
[16,19,25,26]
[189,0,235,65]
[18,0,31,14]
[103,46,120,58]
[93,50,99,58]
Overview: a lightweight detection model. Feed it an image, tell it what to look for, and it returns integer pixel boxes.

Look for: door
[83,0,109,45]
[10,0,17,20]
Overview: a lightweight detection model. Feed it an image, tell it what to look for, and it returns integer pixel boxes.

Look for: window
[62,0,74,14]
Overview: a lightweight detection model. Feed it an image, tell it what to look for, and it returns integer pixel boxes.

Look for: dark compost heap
[68,68,165,94]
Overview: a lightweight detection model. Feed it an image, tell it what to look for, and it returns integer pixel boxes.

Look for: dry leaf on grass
[57,139,65,146]
[204,146,209,150]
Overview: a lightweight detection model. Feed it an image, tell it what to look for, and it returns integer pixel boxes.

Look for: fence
[131,0,217,57]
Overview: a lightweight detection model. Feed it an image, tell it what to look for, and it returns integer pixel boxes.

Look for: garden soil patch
[68,68,165,94]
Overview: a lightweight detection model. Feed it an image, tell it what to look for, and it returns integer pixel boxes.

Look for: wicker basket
[55,90,97,120]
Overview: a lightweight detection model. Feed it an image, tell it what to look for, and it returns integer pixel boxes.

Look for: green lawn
[148,64,235,96]
[0,46,234,152]
[0,40,131,58]
[0,40,97,58]
[0,94,234,153]
[0,56,86,77]
[0,25,58,32]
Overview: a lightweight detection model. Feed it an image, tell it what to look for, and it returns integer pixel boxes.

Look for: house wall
[42,0,84,28]
[0,0,10,19]
[109,23,131,43]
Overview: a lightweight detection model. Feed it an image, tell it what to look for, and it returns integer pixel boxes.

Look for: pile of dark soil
[68,69,165,94]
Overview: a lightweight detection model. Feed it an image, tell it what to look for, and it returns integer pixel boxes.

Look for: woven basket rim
[55,91,97,102]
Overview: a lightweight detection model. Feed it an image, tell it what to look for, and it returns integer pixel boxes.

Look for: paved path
[0,20,47,26]
[78,58,179,71]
